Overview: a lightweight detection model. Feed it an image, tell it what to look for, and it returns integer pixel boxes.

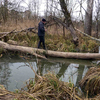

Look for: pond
[0,54,98,92]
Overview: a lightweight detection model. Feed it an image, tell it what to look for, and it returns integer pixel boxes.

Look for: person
[38,18,46,49]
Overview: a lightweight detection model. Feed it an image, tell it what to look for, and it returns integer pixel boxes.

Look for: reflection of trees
[36,59,70,79]
[0,55,92,91]
[37,60,61,76]
[0,62,11,89]
[57,63,69,78]
[75,65,84,88]
[36,59,90,88]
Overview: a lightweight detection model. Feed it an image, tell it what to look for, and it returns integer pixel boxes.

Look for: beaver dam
[0,54,100,99]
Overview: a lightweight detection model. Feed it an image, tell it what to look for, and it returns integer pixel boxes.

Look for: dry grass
[0,19,39,32]
[18,72,82,100]
[0,84,16,100]
[0,19,99,53]
[1,69,100,100]
[0,72,82,100]
[79,67,100,97]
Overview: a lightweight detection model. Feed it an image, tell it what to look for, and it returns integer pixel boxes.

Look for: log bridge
[0,41,100,60]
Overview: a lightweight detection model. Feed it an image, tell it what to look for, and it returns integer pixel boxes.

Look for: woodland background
[0,0,100,53]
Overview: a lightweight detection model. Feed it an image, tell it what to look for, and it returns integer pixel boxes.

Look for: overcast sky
[20,0,87,20]
[1,0,99,21]
[19,0,46,16]
[0,0,86,18]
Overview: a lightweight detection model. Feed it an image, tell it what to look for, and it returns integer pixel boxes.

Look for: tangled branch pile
[79,67,100,96]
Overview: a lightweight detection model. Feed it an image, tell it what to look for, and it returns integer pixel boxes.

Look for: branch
[75,28,100,42]
[0,32,10,35]
[0,29,16,39]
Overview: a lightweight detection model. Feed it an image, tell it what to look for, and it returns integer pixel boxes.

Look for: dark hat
[42,18,46,22]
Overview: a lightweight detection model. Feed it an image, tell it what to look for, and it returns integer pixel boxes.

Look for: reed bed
[1,65,100,100]
[0,84,16,99]
[18,72,82,100]
[79,67,100,96]
[0,72,82,100]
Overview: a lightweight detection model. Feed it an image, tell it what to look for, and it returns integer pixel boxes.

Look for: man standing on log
[38,18,46,49]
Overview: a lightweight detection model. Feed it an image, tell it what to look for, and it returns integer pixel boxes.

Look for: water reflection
[61,63,79,85]
[0,56,96,91]
[0,62,11,89]
[57,63,69,78]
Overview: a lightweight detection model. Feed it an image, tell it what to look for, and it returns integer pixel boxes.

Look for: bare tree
[59,0,78,42]
[1,0,8,23]
[84,0,94,36]
[46,0,48,18]
[94,0,100,38]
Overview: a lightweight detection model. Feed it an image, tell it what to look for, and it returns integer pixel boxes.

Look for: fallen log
[75,28,100,42]
[0,32,10,35]
[0,41,47,59]
[0,29,15,39]
[0,41,100,59]
[0,27,37,40]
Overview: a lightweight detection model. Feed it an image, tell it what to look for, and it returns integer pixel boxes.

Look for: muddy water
[0,55,98,91]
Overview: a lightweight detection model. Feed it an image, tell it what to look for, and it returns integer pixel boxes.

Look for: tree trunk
[2,0,8,23]
[0,41,100,60]
[84,0,94,36]
[95,0,100,38]
[59,0,78,42]
[95,17,99,38]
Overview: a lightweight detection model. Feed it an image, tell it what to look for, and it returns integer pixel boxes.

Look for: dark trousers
[38,36,46,49]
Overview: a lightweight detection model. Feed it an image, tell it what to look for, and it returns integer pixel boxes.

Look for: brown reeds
[19,72,82,100]
[79,67,100,96]
[0,84,16,100]
[0,72,82,100]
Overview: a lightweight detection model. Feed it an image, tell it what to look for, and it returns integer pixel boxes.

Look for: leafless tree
[46,0,48,19]
[59,0,78,42]
[0,0,8,23]
[94,0,100,38]
[84,0,94,36]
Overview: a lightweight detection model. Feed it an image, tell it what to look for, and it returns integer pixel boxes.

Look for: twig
[27,61,42,79]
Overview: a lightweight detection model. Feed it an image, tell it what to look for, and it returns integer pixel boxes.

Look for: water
[0,55,97,91]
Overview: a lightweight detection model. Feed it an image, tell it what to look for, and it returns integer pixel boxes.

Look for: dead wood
[58,0,78,42]
[0,41,100,59]
[0,21,59,40]
[0,29,15,39]
[0,41,47,59]
[0,32,10,35]
[53,16,78,42]
[75,28,100,42]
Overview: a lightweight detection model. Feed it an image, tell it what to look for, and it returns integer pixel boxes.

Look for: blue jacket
[38,21,45,36]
